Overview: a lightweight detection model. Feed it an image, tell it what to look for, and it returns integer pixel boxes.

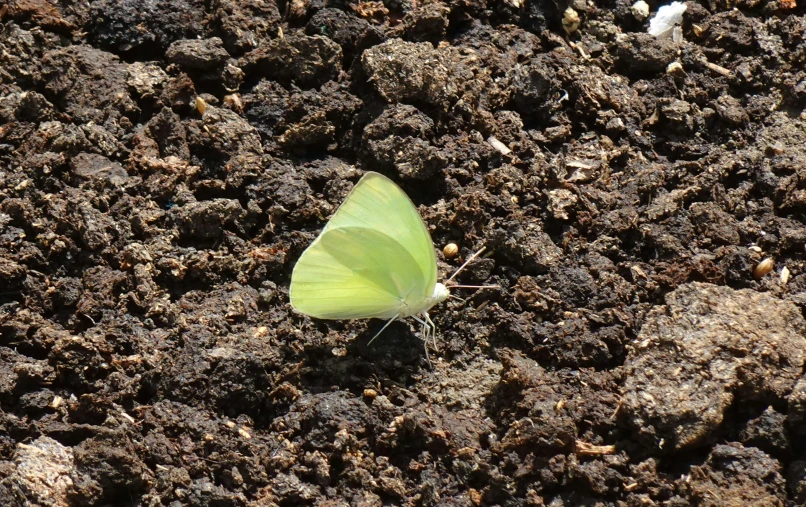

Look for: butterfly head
[432,283,449,305]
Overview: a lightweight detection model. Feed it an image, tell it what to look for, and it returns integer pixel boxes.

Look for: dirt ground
[1,0,806,505]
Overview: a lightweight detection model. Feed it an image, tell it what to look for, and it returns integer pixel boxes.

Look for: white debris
[648,1,687,39]
[487,136,512,156]
[666,61,685,76]
[562,7,581,34]
[631,0,650,21]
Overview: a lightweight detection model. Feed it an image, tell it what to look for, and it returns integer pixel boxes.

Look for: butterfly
[289,171,492,363]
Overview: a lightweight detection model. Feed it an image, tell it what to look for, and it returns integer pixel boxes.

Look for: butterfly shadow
[352,319,430,367]
[292,320,431,394]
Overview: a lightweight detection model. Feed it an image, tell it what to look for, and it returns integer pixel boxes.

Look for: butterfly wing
[322,172,438,291]
[290,172,438,319]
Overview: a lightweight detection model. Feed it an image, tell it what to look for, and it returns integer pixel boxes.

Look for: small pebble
[666,61,685,76]
[487,136,511,156]
[631,0,650,21]
[562,7,580,34]
[223,93,243,112]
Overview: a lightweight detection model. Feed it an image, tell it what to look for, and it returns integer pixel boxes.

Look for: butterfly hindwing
[290,172,438,319]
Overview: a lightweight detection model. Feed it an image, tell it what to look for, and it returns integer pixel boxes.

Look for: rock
[165,37,231,70]
[88,0,204,53]
[683,443,785,506]
[360,104,444,180]
[240,34,342,89]
[39,46,138,124]
[616,33,679,74]
[788,461,806,505]
[305,8,384,55]
[622,282,806,451]
[172,199,244,240]
[787,376,806,437]
[361,39,484,110]
[69,433,149,505]
[490,226,563,275]
[70,152,130,186]
[0,256,26,285]
[713,94,749,126]
[212,0,281,53]
[7,437,74,507]
[631,0,650,21]
[126,62,170,100]
[738,406,790,458]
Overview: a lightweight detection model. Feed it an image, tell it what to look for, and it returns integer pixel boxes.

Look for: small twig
[700,59,731,77]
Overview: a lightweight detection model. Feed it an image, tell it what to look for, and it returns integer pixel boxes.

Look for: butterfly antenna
[445,246,486,284]
[367,314,400,346]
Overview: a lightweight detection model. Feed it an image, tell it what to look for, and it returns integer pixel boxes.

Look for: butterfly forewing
[321,172,438,293]
[290,172,438,320]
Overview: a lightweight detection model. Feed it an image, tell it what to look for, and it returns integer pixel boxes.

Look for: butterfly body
[398,282,449,319]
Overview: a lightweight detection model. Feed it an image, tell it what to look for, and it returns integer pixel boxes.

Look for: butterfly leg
[424,312,438,352]
[368,313,401,346]
[411,315,433,366]
[411,314,428,343]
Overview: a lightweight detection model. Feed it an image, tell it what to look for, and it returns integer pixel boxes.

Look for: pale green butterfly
[289,171,491,362]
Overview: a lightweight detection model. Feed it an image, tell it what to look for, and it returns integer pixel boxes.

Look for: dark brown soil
[2,0,806,505]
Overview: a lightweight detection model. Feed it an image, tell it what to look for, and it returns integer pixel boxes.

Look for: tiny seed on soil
[195,96,207,115]
[780,266,790,285]
[443,243,459,258]
[753,258,774,279]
